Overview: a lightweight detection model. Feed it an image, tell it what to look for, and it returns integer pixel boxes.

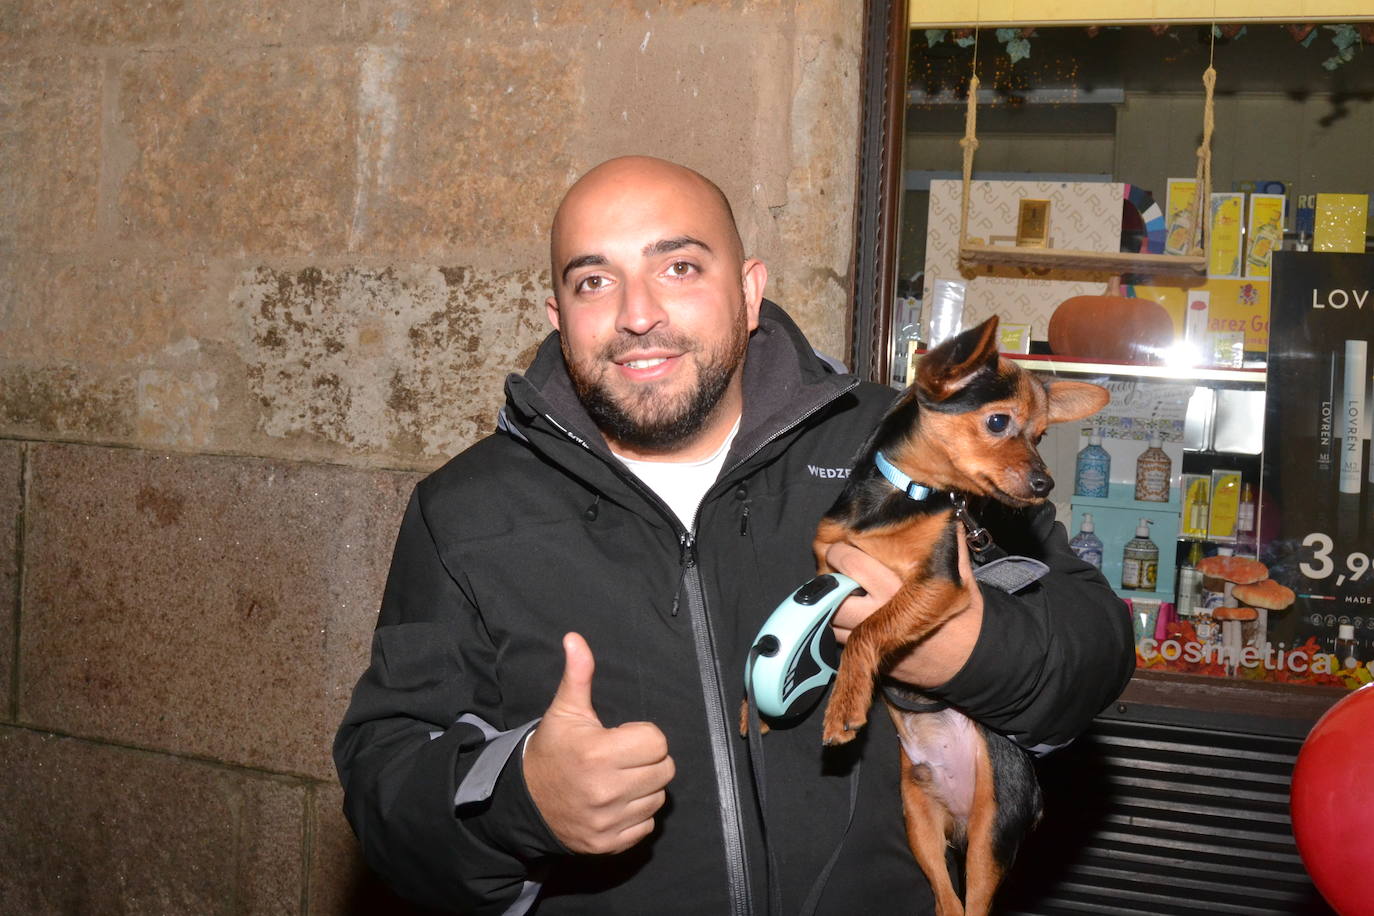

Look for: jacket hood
[501,300,858,473]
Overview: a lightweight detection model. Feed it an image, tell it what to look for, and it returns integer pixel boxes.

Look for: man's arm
[333,489,565,913]
[827,502,1134,751]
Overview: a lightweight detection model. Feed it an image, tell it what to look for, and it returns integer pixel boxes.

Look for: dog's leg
[821,576,966,745]
[960,732,1001,916]
[899,748,965,916]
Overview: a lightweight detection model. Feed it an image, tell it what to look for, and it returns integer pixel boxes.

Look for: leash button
[793,574,842,605]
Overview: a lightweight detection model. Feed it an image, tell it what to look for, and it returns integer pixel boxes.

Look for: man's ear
[741,258,767,332]
[545,294,561,331]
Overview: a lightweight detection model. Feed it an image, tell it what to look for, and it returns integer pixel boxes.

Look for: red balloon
[1292,683,1374,916]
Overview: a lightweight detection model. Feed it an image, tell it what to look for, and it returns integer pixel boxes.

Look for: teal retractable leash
[743,573,864,916]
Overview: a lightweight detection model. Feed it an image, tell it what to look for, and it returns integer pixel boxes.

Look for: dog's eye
[986,414,1011,434]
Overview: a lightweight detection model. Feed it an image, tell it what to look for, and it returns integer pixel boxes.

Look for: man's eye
[666,261,696,277]
[576,275,606,292]
[986,414,1011,434]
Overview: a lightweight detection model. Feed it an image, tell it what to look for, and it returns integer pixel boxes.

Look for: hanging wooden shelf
[958,243,1207,276]
[955,52,1217,278]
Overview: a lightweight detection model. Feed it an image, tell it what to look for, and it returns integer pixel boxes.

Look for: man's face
[546,166,766,460]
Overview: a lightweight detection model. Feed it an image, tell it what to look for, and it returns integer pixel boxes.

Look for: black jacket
[334,301,1135,915]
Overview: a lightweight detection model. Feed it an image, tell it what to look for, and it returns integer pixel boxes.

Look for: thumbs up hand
[524,633,675,855]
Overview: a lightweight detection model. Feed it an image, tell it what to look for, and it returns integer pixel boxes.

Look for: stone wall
[0,1,863,911]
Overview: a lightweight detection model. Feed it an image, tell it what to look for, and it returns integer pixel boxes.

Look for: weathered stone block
[0,0,189,45]
[575,14,793,220]
[114,50,356,254]
[0,255,219,366]
[0,444,19,715]
[0,365,137,442]
[192,0,369,45]
[232,264,549,462]
[20,443,419,779]
[0,55,103,249]
[339,41,578,261]
[0,727,305,914]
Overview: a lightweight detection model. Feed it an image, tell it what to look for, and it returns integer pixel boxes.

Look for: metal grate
[995,717,1333,915]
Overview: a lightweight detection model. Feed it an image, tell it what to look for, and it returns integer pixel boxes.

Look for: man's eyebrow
[643,236,712,257]
[560,253,608,284]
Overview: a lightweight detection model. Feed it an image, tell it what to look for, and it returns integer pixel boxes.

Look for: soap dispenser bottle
[1074,428,1111,498]
[1068,512,1105,569]
[1134,433,1172,502]
[1121,518,1158,591]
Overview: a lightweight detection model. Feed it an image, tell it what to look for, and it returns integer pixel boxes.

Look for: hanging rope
[959,73,980,250]
[958,32,981,250]
[1186,61,1217,258]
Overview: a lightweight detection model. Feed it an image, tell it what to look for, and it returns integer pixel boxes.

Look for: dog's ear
[916,316,1000,401]
[1046,380,1111,424]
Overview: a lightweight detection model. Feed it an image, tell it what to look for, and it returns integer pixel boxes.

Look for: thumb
[548,632,600,722]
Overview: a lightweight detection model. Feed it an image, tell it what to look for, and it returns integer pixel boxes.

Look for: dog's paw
[821,707,866,745]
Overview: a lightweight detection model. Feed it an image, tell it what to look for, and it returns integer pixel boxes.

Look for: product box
[1245,193,1286,278]
[999,323,1032,354]
[1130,277,1271,355]
[1208,192,1245,278]
[1208,469,1243,541]
[1165,178,1200,255]
[1180,473,1211,539]
[1314,193,1369,253]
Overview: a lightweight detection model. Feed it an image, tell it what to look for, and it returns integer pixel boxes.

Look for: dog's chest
[890,706,980,822]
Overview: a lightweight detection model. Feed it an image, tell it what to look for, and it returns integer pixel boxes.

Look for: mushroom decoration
[1195,554,1268,585]
[1232,579,1297,612]
[1195,555,1274,672]
[1233,578,1298,663]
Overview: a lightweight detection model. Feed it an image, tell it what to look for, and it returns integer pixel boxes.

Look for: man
[334,156,1134,914]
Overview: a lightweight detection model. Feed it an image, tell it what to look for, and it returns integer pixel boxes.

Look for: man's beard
[563,316,750,454]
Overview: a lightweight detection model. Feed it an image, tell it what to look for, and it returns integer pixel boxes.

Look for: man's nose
[616,276,668,335]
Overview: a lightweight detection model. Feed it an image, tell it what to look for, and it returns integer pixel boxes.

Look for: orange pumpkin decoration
[1048,291,1175,364]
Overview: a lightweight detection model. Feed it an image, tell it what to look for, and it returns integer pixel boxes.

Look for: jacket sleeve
[926,502,1136,753]
[333,488,566,913]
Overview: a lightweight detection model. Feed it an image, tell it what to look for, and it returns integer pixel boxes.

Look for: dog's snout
[1029,469,1053,496]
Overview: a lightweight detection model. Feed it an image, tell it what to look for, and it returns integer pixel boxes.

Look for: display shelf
[1014,354,1267,385]
[1070,483,1181,603]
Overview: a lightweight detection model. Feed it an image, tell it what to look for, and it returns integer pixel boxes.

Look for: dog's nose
[1029,470,1053,496]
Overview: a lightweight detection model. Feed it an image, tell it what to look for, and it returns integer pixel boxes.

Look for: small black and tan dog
[814,316,1108,916]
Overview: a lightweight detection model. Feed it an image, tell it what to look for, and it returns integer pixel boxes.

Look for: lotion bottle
[1121,518,1158,591]
[1075,428,1111,498]
[1068,513,1104,569]
[1134,433,1172,502]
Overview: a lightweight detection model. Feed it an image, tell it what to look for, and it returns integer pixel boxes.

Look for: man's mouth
[624,357,668,370]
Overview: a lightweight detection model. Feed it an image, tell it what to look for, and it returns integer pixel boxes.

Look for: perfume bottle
[1068,513,1104,569]
[1235,482,1257,554]
[1134,433,1171,503]
[1176,540,1204,618]
[1335,624,1360,671]
[1074,429,1111,498]
[1121,518,1158,591]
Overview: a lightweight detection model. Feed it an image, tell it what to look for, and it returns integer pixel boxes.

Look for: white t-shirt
[614,418,741,530]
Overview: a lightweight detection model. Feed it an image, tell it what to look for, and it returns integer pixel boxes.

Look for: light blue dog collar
[874,450,934,501]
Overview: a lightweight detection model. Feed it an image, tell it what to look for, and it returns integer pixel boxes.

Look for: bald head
[550,156,745,284]
[541,155,768,461]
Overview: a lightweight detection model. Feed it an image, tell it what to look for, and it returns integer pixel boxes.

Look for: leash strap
[798,757,862,916]
[744,650,784,916]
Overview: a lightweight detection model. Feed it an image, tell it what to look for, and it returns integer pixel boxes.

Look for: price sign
[1260,252,1374,690]
[1300,532,1372,587]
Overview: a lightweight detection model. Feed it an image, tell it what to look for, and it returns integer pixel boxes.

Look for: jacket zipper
[679,531,754,916]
